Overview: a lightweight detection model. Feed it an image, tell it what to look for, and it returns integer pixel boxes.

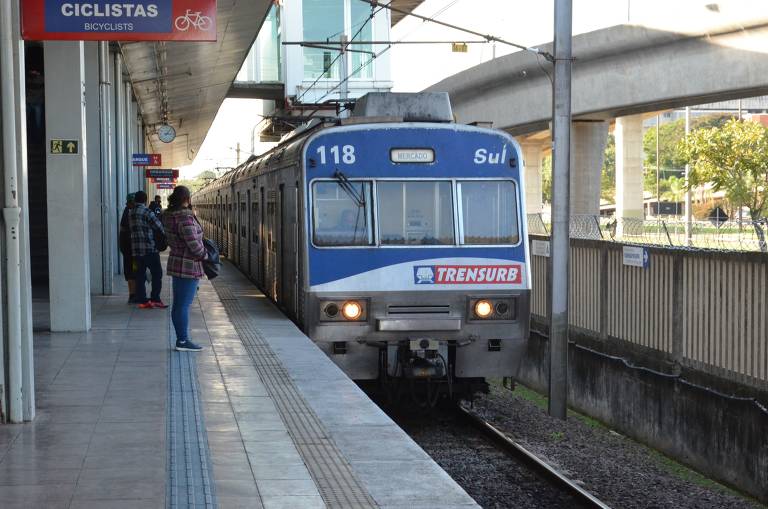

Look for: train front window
[377,181,454,245]
[312,181,374,246]
[458,181,519,245]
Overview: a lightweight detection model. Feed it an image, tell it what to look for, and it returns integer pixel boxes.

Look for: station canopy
[124,0,425,169]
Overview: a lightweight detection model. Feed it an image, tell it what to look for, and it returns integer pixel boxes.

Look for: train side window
[312,181,373,246]
[377,181,454,245]
[457,181,519,245]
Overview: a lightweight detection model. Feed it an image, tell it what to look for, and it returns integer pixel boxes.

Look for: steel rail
[456,405,612,509]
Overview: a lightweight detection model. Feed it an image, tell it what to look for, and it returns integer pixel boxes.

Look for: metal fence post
[599,242,609,340]
[671,252,684,365]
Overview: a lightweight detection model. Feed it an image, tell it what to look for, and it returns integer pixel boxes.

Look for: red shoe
[150,300,169,309]
[137,302,154,309]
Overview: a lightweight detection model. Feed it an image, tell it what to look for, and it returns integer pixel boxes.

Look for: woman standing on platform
[163,186,207,352]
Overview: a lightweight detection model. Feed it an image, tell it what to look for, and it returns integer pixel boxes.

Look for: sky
[180,0,760,178]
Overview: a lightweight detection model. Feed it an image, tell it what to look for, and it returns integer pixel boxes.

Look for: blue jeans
[135,252,163,303]
[172,277,199,343]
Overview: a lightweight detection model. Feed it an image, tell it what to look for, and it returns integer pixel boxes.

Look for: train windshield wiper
[334,170,366,208]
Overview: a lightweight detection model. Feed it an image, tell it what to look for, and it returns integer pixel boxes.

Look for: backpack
[202,238,221,279]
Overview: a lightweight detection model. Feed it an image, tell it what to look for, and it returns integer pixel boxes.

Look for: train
[194,92,531,402]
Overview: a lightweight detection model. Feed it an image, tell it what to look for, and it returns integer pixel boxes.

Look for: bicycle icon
[174,10,213,31]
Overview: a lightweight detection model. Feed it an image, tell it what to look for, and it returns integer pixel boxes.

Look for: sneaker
[150,300,169,309]
[175,340,203,352]
[137,302,154,309]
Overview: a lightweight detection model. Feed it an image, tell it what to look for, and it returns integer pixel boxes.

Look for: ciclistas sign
[21,0,217,41]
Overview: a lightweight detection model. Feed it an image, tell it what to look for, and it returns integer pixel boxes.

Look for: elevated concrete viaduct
[427,21,768,216]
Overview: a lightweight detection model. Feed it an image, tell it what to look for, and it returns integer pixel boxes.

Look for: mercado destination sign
[21,0,217,41]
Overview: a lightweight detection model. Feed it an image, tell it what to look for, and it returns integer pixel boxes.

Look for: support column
[84,42,104,294]
[615,114,645,221]
[113,52,126,276]
[521,143,544,214]
[11,0,35,420]
[570,120,608,216]
[44,41,91,331]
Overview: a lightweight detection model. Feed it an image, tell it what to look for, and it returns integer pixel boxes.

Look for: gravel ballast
[467,382,764,509]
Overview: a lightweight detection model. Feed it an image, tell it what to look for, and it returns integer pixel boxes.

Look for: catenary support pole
[548,0,572,420]
[2,0,25,423]
[684,106,692,245]
[99,42,114,294]
[339,35,349,118]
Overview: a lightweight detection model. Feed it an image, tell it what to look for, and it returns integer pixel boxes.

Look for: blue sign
[44,1,172,34]
[622,246,650,269]
[132,153,161,166]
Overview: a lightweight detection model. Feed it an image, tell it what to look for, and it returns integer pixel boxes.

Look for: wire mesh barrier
[527,214,768,252]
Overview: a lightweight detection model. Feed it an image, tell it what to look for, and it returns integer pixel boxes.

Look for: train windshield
[458,181,519,245]
[377,181,454,245]
[312,181,374,246]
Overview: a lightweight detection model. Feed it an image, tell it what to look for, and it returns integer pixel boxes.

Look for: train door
[240,198,247,274]
[260,187,266,289]
[251,191,259,285]
[235,192,242,266]
[224,195,230,257]
[246,190,252,277]
[277,184,285,305]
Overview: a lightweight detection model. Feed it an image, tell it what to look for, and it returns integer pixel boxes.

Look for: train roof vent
[352,92,453,123]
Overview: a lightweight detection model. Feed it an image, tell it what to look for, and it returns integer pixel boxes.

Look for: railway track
[455,405,611,509]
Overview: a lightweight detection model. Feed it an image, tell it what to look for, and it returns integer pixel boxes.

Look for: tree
[541,154,552,204]
[644,114,731,171]
[601,134,615,202]
[680,119,768,251]
[679,119,768,220]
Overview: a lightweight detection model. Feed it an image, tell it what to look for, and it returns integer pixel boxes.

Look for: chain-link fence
[527,213,768,252]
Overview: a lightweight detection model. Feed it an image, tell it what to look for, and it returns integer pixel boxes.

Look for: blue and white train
[195,93,531,400]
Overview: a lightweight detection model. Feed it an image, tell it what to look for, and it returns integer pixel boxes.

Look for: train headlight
[342,301,363,320]
[474,300,493,318]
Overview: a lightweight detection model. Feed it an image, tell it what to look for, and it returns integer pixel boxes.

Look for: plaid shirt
[163,208,206,279]
[130,203,164,256]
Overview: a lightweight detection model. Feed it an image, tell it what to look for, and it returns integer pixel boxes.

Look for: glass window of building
[377,181,454,245]
[458,181,519,245]
[303,0,374,80]
[313,181,374,246]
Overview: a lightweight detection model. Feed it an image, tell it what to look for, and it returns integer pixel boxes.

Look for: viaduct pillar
[570,120,608,217]
[615,114,646,225]
[521,143,544,214]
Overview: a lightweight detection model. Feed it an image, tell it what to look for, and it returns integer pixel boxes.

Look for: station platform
[0,261,478,509]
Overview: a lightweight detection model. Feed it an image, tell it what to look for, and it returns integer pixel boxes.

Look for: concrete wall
[517,331,768,503]
[524,235,768,501]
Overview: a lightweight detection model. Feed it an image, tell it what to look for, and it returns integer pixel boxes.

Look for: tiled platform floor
[0,264,478,509]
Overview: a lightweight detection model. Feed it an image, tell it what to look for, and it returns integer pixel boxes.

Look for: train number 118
[316,145,356,165]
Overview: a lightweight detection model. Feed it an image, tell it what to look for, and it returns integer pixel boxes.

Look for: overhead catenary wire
[357,0,553,61]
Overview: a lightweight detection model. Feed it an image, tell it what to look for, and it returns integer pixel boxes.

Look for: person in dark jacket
[119,193,137,303]
[149,194,163,216]
[130,191,167,309]
[162,186,207,352]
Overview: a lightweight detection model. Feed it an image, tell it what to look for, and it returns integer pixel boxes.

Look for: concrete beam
[44,41,91,331]
[615,114,645,221]
[428,23,768,134]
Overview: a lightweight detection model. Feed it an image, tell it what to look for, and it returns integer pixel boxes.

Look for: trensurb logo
[413,265,522,285]
[414,266,435,284]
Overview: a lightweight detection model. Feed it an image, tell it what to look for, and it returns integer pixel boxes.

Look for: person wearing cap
[119,193,138,303]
